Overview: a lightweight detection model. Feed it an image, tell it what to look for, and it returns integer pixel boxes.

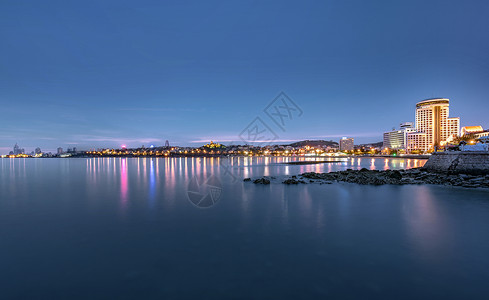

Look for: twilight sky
[1,0,488,153]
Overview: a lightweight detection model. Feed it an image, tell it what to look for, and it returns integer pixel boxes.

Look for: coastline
[0,154,431,159]
[246,168,489,189]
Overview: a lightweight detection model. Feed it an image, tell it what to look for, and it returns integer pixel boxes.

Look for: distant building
[383,123,416,150]
[35,147,42,155]
[475,130,489,139]
[57,147,63,155]
[339,137,354,152]
[67,148,77,153]
[407,98,460,152]
[13,143,25,155]
[461,126,484,137]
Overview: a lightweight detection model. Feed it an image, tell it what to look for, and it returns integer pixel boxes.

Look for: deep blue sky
[1,0,488,153]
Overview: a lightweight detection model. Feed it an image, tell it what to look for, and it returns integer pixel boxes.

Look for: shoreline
[0,154,431,159]
[246,168,489,189]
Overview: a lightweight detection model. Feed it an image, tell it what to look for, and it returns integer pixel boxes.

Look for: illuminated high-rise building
[383,122,416,150]
[339,137,354,152]
[407,98,460,152]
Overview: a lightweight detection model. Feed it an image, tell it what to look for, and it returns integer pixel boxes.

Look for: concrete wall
[424,152,489,175]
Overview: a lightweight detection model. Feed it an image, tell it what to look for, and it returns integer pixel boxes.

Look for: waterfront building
[383,122,416,150]
[461,126,484,137]
[339,137,354,152]
[406,132,429,152]
[406,98,460,152]
[57,147,63,155]
[475,130,489,139]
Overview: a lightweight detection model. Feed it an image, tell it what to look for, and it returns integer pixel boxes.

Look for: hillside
[285,140,339,148]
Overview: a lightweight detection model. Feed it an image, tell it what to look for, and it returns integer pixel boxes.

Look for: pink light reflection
[121,158,128,208]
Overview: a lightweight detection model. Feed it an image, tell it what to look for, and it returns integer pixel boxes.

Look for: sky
[1,0,488,154]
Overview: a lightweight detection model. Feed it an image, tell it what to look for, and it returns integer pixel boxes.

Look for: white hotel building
[406,98,460,152]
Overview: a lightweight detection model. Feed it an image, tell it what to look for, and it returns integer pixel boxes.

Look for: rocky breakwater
[245,168,489,188]
[423,151,489,175]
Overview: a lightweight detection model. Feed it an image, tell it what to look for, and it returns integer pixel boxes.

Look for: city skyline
[1,96,484,155]
[1,1,489,153]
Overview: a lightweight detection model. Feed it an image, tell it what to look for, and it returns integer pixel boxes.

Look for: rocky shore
[244,168,489,189]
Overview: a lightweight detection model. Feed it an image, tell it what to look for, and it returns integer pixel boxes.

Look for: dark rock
[243,178,251,182]
[280,168,488,189]
[388,170,402,180]
[319,181,333,185]
[253,178,270,185]
[283,178,300,184]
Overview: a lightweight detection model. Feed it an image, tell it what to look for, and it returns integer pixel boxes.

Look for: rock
[253,178,270,185]
[283,178,300,184]
[263,168,489,189]
[243,178,251,182]
[302,172,320,179]
[387,170,402,180]
[401,178,415,184]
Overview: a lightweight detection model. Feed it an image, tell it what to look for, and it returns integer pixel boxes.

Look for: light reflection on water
[402,185,445,260]
[1,157,489,298]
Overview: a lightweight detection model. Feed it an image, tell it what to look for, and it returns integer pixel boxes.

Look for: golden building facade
[407,98,460,152]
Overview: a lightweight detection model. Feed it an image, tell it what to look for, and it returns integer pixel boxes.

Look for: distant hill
[285,140,339,148]
[356,142,383,148]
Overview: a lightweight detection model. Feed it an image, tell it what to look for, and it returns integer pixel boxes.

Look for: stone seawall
[423,151,489,175]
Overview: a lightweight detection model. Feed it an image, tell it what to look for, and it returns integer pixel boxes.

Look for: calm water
[1,157,489,299]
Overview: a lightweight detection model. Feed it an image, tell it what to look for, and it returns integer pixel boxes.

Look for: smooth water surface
[1,157,488,299]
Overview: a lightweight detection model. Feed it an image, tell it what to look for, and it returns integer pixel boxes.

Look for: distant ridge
[284,140,339,147]
[356,142,383,148]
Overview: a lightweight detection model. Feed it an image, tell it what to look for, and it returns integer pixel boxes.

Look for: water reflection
[59,156,429,213]
[120,158,128,209]
[402,186,446,261]
[149,159,156,206]
[2,156,489,300]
